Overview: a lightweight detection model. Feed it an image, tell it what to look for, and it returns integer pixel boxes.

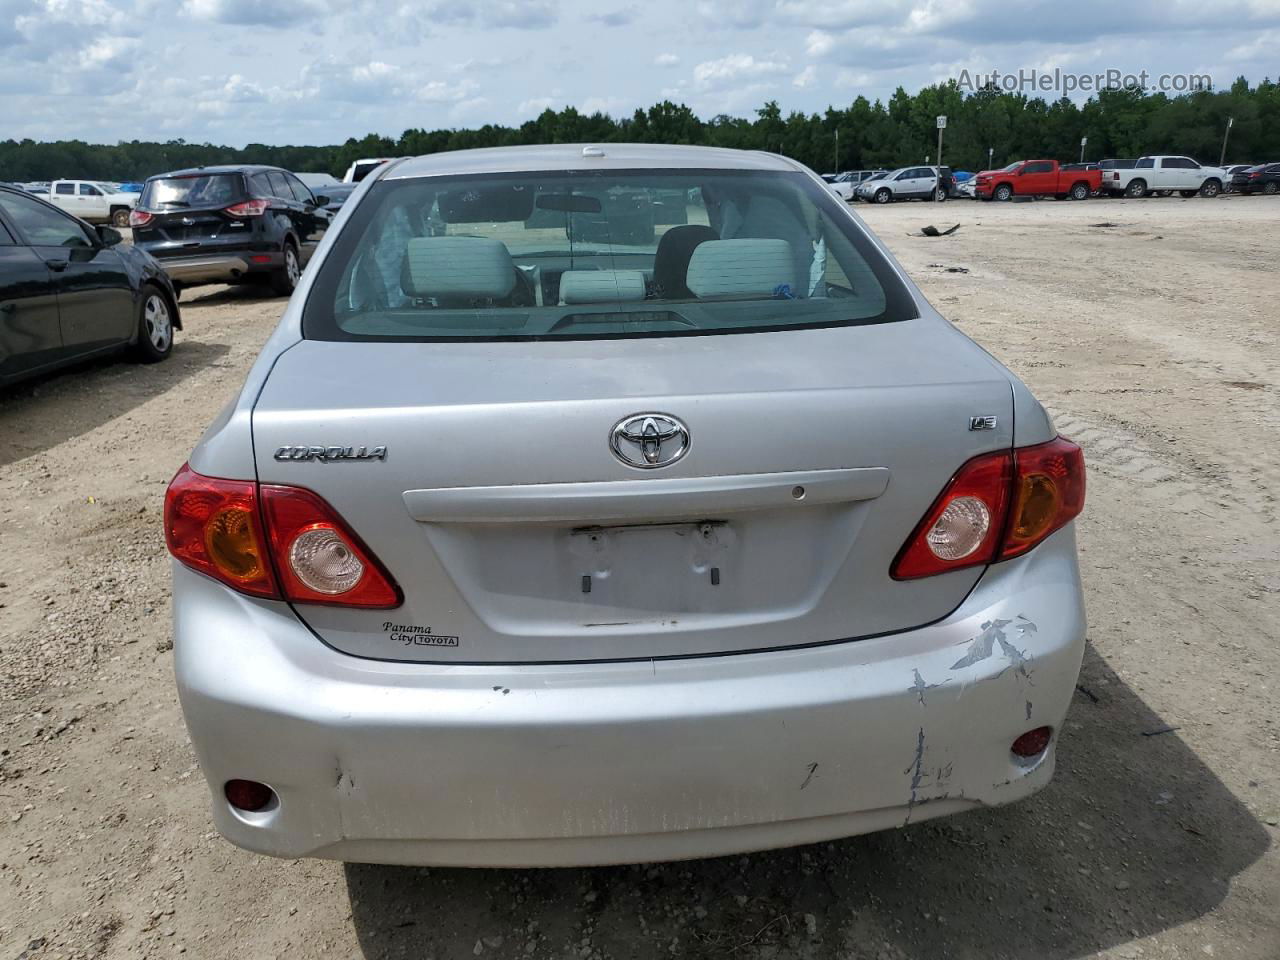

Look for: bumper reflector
[1011,726,1053,758]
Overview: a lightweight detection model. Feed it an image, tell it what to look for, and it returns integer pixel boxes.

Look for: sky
[2,0,1277,146]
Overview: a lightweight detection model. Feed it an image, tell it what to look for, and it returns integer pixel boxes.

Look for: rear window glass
[140,174,243,209]
[303,168,916,342]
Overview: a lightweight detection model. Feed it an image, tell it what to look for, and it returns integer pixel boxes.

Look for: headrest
[558,270,647,305]
[401,236,515,300]
[685,239,796,300]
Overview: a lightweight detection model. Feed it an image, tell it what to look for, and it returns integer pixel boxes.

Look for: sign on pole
[937,115,947,129]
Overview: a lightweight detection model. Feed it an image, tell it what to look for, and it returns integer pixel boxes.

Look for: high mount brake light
[223,198,270,217]
[891,437,1085,580]
[164,465,401,608]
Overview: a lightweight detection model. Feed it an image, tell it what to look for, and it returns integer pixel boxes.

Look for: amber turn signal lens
[1011,472,1060,542]
[204,505,266,583]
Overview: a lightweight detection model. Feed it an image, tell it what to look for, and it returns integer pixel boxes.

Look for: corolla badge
[274,445,387,463]
[610,414,690,469]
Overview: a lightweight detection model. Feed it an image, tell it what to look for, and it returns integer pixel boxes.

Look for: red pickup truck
[974,160,1102,201]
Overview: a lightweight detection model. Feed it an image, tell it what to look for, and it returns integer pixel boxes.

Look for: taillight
[1002,437,1086,559]
[223,198,270,217]
[891,437,1085,580]
[260,485,401,608]
[128,210,153,227]
[164,464,401,608]
[892,450,1013,579]
[164,464,276,597]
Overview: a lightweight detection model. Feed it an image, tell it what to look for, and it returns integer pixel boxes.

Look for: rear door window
[267,171,293,201]
[303,168,917,343]
[248,173,274,198]
[285,173,314,204]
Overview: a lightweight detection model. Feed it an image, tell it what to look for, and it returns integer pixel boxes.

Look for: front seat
[651,224,719,299]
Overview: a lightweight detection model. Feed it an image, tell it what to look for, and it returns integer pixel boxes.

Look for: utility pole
[833,128,839,174]
[1080,136,1088,163]
[1220,117,1234,166]
[936,115,946,201]
[988,146,994,169]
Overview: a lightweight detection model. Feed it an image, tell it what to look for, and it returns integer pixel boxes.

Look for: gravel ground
[0,194,1277,960]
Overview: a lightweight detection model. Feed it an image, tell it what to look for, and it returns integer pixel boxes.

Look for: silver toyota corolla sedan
[166,143,1086,867]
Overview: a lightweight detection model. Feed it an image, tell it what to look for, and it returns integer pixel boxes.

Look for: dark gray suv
[130,164,331,297]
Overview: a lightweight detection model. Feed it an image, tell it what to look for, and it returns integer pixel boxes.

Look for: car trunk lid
[252,320,1014,663]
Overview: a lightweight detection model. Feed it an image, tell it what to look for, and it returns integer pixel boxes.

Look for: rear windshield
[302,168,916,342]
[140,174,243,209]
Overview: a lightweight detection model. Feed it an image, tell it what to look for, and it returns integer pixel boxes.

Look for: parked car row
[830,155,1280,204]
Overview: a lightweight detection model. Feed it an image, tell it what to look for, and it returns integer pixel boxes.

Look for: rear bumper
[154,254,254,285]
[174,528,1086,867]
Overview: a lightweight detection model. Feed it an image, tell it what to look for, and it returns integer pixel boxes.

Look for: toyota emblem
[609,413,690,469]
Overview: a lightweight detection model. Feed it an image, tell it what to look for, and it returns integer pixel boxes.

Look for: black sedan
[1232,163,1280,195]
[0,185,180,388]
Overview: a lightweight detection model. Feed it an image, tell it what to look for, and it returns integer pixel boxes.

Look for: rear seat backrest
[401,236,515,300]
[558,270,647,305]
[685,239,795,300]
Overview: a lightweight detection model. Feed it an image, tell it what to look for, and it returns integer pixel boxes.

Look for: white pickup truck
[41,180,138,226]
[1104,156,1227,199]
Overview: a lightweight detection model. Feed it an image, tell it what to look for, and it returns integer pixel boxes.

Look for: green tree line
[3,78,1276,183]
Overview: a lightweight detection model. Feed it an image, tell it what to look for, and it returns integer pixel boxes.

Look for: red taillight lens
[164,464,400,608]
[164,464,277,597]
[1001,437,1086,559]
[128,209,153,227]
[891,437,1085,580]
[223,198,270,217]
[260,485,402,608]
[891,450,1013,580]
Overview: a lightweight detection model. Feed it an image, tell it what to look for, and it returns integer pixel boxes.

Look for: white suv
[868,166,948,203]
[1107,156,1226,198]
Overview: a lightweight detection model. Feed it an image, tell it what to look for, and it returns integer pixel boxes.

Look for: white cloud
[654,53,680,66]
[183,0,325,26]
[792,65,818,88]
[805,30,833,57]
[517,96,557,114]
[693,53,789,88]
[77,36,139,69]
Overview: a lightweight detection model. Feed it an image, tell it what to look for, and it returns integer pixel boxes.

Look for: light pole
[833,127,839,174]
[936,115,946,201]
[988,146,994,170]
[1220,117,1234,166]
[1079,136,1088,163]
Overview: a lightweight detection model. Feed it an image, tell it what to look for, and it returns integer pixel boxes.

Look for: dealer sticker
[382,622,460,647]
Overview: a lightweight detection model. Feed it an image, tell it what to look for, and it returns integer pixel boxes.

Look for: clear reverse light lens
[926,495,991,561]
[288,526,365,595]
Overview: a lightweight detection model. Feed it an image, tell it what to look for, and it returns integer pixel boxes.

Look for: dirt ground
[1,194,1277,960]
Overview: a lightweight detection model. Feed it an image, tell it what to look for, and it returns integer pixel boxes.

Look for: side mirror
[312,195,330,206]
[96,225,123,247]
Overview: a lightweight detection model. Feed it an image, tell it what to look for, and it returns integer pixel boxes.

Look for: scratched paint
[950,615,1038,677]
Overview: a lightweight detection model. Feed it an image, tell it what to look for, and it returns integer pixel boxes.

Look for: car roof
[148,164,280,179]
[384,143,801,180]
